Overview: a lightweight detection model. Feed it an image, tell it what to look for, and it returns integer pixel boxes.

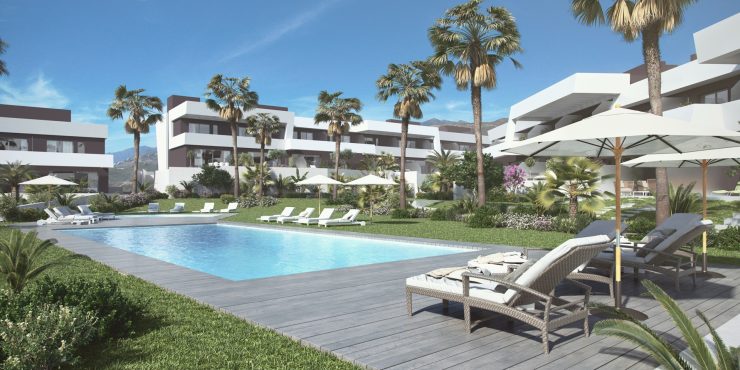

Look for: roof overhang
[694,13,740,65]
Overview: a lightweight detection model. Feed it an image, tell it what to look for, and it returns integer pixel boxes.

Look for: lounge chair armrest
[461,272,551,302]
[564,277,592,295]
[625,245,693,261]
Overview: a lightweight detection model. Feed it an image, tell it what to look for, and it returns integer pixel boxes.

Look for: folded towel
[426,266,468,279]
[471,251,527,265]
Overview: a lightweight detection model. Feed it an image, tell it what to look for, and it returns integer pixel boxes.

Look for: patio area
[25,219,740,370]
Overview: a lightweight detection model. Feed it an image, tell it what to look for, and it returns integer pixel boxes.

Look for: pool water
[62,224,464,280]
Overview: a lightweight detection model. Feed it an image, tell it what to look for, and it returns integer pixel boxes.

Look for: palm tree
[426,149,461,193]
[593,280,739,370]
[0,161,34,201]
[0,38,8,76]
[107,86,163,194]
[377,61,442,209]
[245,113,281,197]
[0,230,64,294]
[538,157,611,219]
[314,91,363,200]
[241,162,274,194]
[205,74,259,197]
[570,0,696,225]
[429,0,522,207]
[288,167,308,192]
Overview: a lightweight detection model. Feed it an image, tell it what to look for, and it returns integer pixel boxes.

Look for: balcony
[1,151,114,168]
[170,132,285,150]
[663,100,740,131]
[168,101,295,126]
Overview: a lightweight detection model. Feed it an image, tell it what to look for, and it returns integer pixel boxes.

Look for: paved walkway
[20,218,740,369]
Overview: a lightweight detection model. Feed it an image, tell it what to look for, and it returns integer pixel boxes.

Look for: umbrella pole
[699,160,725,279]
[613,140,623,310]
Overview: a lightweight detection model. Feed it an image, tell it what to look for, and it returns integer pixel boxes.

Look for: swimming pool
[62,224,465,280]
[116,214,221,218]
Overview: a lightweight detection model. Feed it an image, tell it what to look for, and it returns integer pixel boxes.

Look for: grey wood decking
[23,219,740,369]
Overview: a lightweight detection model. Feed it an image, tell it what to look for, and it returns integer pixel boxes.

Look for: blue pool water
[62,224,464,280]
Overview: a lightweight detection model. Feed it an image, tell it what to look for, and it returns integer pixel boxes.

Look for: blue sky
[0,0,737,152]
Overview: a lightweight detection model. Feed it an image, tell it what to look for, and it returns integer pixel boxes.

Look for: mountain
[421,118,507,132]
[108,145,158,164]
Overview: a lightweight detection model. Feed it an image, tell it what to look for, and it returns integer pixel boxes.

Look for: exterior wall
[18,166,109,193]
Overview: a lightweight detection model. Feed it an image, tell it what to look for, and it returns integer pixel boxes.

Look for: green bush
[416,191,453,200]
[220,194,236,204]
[0,304,97,370]
[89,193,123,213]
[466,205,499,228]
[552,213,596,234]
[16,276,144,341]
[390,208,413,219]
[326,191,358,207]
[711,226,740,251]
[0,196,46,222]
[627,215,656,240]
[511,203,538,215]
[430,207,459,221]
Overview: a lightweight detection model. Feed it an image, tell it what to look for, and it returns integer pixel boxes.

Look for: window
[304,156,316,167]
[297,131,314,140]
[0,137,28,151]
[342,135,350,143]
[47,140,73,153]
[364,137,376,145]
[189,123,212,134]
[702,89,730,104]
[407,140,416,149]
[77,142,86,153]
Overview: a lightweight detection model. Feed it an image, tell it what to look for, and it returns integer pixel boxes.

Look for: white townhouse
[154,95,487,192]
[0,104,114,192]
[486,13,740,193]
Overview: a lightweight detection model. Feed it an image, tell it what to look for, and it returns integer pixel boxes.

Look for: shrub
[238,194,279,208]
[669,183,699,214]
[283,192,308,198]
[430,207,459,221]
[552,213,596,234]
[627,215,656,240]
[711,226,740,251]
[511,203,538,215]
[416,191,453,200]
[467,205,499,228]
[89,193,123,213]
[0,196,46,222]
[0,304,97,370]
[326,191,358,207]
[334,204,354,214]
[220,194,236,204]
[192,165,233,194]
[165,185,178,198]
[390,208,413,219]
[16,276,143,341]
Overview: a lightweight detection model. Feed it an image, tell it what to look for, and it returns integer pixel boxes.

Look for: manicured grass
[218,198,573,249]
[0,227,358,370]
[601,197,740,225]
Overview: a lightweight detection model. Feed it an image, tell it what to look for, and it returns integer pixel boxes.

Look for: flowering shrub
[117,190,167,210]
[501,213,554,231]
[238,194,279,208]
[503,164,527,194]
[0,304,97,370]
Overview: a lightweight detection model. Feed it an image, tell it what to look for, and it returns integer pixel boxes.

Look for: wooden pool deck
[24,219,740,369]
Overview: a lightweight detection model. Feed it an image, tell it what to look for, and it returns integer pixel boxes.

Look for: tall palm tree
[0,38,8,76]
[538,157,611,219]
[205,74,259,197]
[429,0,522,207]
[245,113,281,197]
[314,91,363,200]
[107,86,162,194]
[0,161,34,201]
[426,149,461,193]
[570,0,696,225]
[377,61,442,209]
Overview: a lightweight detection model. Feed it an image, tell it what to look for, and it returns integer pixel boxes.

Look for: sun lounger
[712,181,740,196]
[277,208,314,224]
[78,204,116,220]
[148,203,160,213]
[195,202,215,213]
[43,208,88,225]
[294,208,334,225]
[219,202,239,213]
[258,207,295,222]
[406,235,611,354]
[54,206,98,223]
[317,209,363,227]
[169,202,185,213]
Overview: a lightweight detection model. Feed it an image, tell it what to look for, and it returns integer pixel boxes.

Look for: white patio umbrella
[346,174,397,221]
[294,175,344,212]
[20,175,78,208]
[502,107,740,315]
[623,147,740,278]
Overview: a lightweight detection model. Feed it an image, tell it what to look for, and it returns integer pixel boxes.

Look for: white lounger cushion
[405,274,509,304]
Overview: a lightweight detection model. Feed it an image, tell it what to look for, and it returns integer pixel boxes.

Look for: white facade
[486,14,740,192]
[155,98,487,192]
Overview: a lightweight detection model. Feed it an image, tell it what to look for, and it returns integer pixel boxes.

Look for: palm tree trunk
[471,85,486,207]
[569,196,578,219]
[333,134,341,200]
[399,117,409,210]
[231,122,240,197]
[259,142,265,197]
[132,131,140,194]
[642,25,669,224]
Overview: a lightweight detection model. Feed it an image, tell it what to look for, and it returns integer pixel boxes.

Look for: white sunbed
[258,207,295,222]
[219,202,239,213]
[148,203,160,213]
[294,208,335,225]
[169,202,185,213]
[54,206,99,223]
[277,208,314,224]
[195,202,215,213]
[42,208,87,225]
[78,204,116,220]
[318,209,364,227]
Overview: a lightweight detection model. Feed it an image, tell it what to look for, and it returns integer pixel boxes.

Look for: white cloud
[219,0,340,62]
[0,73,69,108]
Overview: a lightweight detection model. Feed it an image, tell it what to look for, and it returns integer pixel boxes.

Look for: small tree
[267,149,287,166]
[0,161,34,201]
[192,165,233,195]
[449,151,503,195]
[538,157,610,219]
[503,164,527,194]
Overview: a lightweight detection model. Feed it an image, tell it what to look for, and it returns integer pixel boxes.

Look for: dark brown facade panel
[0,132,105,154]
[0,104,71,122]
[22,166,109,192]
[167,96,201,111]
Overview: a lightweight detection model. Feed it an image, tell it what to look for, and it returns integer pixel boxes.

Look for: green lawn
[601,197,740,225]
[0,227,358,370]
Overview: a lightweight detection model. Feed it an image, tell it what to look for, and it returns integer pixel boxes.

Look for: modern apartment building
[154,95,487,192]
[486,13,740,192]
[0,104,114,192]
